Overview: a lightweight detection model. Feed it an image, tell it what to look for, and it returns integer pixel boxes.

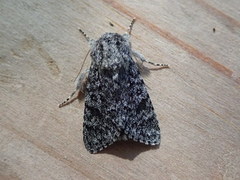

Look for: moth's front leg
[58,70,89,108]
[132,50,169,68]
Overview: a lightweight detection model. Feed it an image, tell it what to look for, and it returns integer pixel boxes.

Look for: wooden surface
[1,0,240,179]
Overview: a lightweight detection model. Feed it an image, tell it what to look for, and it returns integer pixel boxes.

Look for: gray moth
[59,18,168,153]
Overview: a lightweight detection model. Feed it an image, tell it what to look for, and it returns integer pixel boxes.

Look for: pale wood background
[1,0,240,179]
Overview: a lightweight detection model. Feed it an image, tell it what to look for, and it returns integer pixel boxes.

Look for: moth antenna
[79,29,91,42]
[127,18,136,35]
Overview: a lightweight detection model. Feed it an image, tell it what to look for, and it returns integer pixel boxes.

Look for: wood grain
[0,0,239,179]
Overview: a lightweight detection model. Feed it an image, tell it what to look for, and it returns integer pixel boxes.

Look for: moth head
[90,33,132,71]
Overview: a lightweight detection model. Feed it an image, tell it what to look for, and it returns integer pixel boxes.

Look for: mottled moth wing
[83,64,122,153]
[83,33,160,153]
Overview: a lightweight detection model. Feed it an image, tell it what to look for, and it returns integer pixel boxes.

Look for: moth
[59,18,168,153]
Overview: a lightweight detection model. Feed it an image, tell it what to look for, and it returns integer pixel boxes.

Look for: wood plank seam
[194,0,240,28]
[102,0,239,84]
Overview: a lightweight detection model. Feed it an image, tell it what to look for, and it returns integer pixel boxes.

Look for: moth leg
[58,70,89,108]
[132,50,169,68]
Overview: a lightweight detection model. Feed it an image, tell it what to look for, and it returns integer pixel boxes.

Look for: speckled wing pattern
[83,33,160,153]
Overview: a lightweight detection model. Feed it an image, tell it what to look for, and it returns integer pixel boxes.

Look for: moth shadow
[99,140,160,160]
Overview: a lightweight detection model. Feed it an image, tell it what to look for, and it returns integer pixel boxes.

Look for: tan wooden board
[1,0,240,179]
